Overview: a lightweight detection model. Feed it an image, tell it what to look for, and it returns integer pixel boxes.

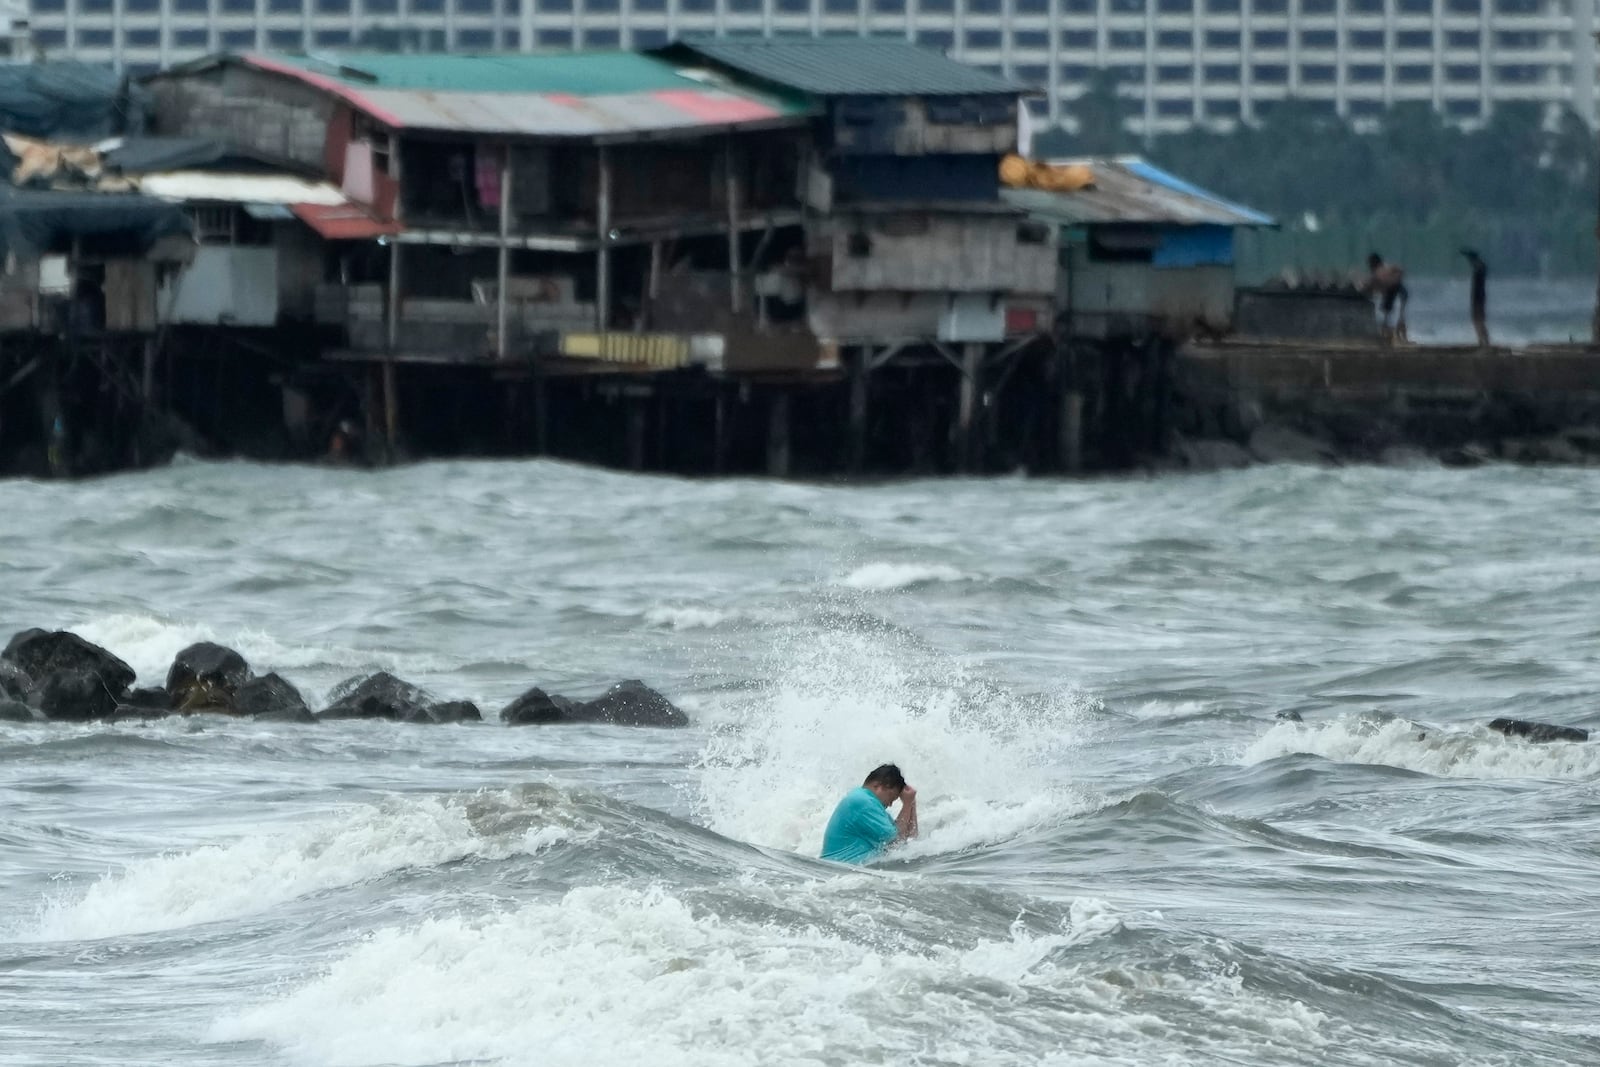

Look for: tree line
[1035,70,1598,278]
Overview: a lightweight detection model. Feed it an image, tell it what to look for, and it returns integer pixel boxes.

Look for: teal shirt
[821,787,899,864]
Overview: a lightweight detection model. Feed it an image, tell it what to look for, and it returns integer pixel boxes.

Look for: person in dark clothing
[1363,253,1409,343]
[1461,249,1489,348]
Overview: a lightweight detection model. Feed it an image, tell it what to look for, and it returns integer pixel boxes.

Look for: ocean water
[2,458,1598,1067]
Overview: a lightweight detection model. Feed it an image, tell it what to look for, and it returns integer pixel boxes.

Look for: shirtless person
[820,763,919,864]
[1364,253,1409,343]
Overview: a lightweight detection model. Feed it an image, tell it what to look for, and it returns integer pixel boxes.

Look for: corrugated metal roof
[292,201,401,240]
[139,171,347,205]
[1002,157,1275,228]
[663,36,1025,97]
[238,52,813,138]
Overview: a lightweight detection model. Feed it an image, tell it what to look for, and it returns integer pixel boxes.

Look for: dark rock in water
[1247,425,1339,466]
[500,687,577,725]
[318,672,432,721]
[125,686,175,711]
[427,700,483,724]
[167,642,251,710]
[1488,718,1589,744]
[573,680,688,728]
[0,661,30,701]
[109,686,178,720]
[36,669,121,720]
[1275,710,1303,723]
[0,698,36,722]
[234,673,313,722]
[3,629,135,697]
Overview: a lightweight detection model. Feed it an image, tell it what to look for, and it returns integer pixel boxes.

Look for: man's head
[863,763,907,806]
[1367,253,1383,270]
[1461,248,1482,264]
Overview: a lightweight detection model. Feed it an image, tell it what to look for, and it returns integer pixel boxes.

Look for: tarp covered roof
[0,63,141,140]
[660,36,1026,97]
[1002,158,1275,228]
[0,185,192,260]
[213,52,815,139]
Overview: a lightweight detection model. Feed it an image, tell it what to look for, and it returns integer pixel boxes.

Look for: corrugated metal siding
[354,87,794,137]
[665,37,1024,97]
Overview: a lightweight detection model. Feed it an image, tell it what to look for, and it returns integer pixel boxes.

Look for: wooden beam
[496,143,512,357]
[725,138,742,314]
[848,346,869,474]
[597,145,612,331]
[766,391,791,478]
[958,342,982,473]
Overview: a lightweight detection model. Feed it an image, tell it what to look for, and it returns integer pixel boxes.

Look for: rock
[0,698,36,722]
[1175,437,1254,472]
[500,687,578,725]
[1377,445,1434,467]
[1247,425,1340,466]
[1438,444,1491,469]
[1275,710,1303,723]
[167,642,251,710]
[0,661,30,701]
[2,629,135,697]
[572,680,689,728]
[1488,717,1589,744]
[234,673,313,722]
[35,669,121,721]
[317,672,433,721]
[427,700,483,724]
[125,686,174,711]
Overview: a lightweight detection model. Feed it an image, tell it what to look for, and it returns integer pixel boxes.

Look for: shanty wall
[814,214,1055,294]
[829,96,1015,156]
[147,66,330,170]
[1061,243,1236,338]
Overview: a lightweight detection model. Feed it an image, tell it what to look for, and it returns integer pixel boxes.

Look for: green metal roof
[663,36,1025,97]
[256,51,718,95]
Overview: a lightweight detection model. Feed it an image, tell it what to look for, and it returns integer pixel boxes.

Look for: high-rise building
[22,0,1600,132]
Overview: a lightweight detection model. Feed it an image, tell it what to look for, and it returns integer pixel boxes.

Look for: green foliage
[1035,74,1599,278]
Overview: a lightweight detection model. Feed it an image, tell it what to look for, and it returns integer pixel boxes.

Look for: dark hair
[864,763,906,790]
[1367,253,1383,268]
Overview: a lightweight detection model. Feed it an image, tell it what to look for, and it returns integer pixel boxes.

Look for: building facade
[22,0,1600,132]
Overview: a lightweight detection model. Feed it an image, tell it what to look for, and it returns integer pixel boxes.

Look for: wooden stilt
[713,386,729,474]
[958,342,981,473]
[597,146,612,331]
[848,346,869,474]
[766,391,791,478]
[382,358,398,460]
[1059,345,1083,473]
[626,398,647,471]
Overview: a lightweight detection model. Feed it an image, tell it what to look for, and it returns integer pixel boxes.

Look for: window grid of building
[23,0,1599,130]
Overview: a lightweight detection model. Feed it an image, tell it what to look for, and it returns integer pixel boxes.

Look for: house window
[918,29,955,49]
[1349,30,1384,49]
[126,28,160,46]
[1301,30,1335,49]
[1253,30,1287,48]
[1158,31,1191,48]
[1301,64,1335,82]
[1062,30,1094,49]
[1396,65,1432,83]
[1396,30,1432,50]
[1253,64,1288,84]
[1158,64,1189,82]
[586,28,619,46]
[316,28,352,46]
[1204,64,1240,82]
[176,28,209,46]
[1109,30,1144,50]
[1348,64,1384,83]
[267,28,303,47]
[538,29,573,46]
[1447,31,1480,48]
[1206,30,1240,48]
[458,28,493,47]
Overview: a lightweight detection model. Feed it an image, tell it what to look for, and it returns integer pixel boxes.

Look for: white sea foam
[24,794,576,942]
[836,561,966,591]
[694,623,1096,859]
[1242,715,1600,780]
[69,612,446,699]
[211,887,1324,1067]
[643,605,736,631]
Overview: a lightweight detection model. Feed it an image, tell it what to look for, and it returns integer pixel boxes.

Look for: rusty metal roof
[1002,158,1275,228]
[236,52,813,139]
[661,36,1025,97]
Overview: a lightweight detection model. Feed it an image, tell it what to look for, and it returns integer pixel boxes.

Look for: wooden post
[725,138,742,313]
[596,145,612,331]
[532,364,549,455]
[386,241,402,352]
[140,337,156,402]
[496,143,512,357]
[626,398,647,471]
[713,386,729,474]
[958,342,981,473]
[382,356,398,458]
[647,240,663,330]
[1059,343,1084,472]
[766,391,791,478]
[848,345,869,474]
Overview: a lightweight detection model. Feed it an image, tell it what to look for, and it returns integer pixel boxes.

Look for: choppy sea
[2,451,1598,1066]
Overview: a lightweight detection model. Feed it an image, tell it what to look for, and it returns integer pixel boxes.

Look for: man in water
[1462,248,1490,348]
[821,763,919,864]
[1363,253,1409,343]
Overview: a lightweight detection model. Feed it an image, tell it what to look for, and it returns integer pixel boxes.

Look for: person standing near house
[1462,249,1490,348]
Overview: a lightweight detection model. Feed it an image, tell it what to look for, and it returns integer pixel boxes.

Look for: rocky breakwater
[0,629,689,728]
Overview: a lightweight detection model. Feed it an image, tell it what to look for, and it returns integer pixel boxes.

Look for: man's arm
[895,785,918,842]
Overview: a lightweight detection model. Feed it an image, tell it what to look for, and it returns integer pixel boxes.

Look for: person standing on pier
[1364,253,1409,343]
[1461,249,1490,348]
